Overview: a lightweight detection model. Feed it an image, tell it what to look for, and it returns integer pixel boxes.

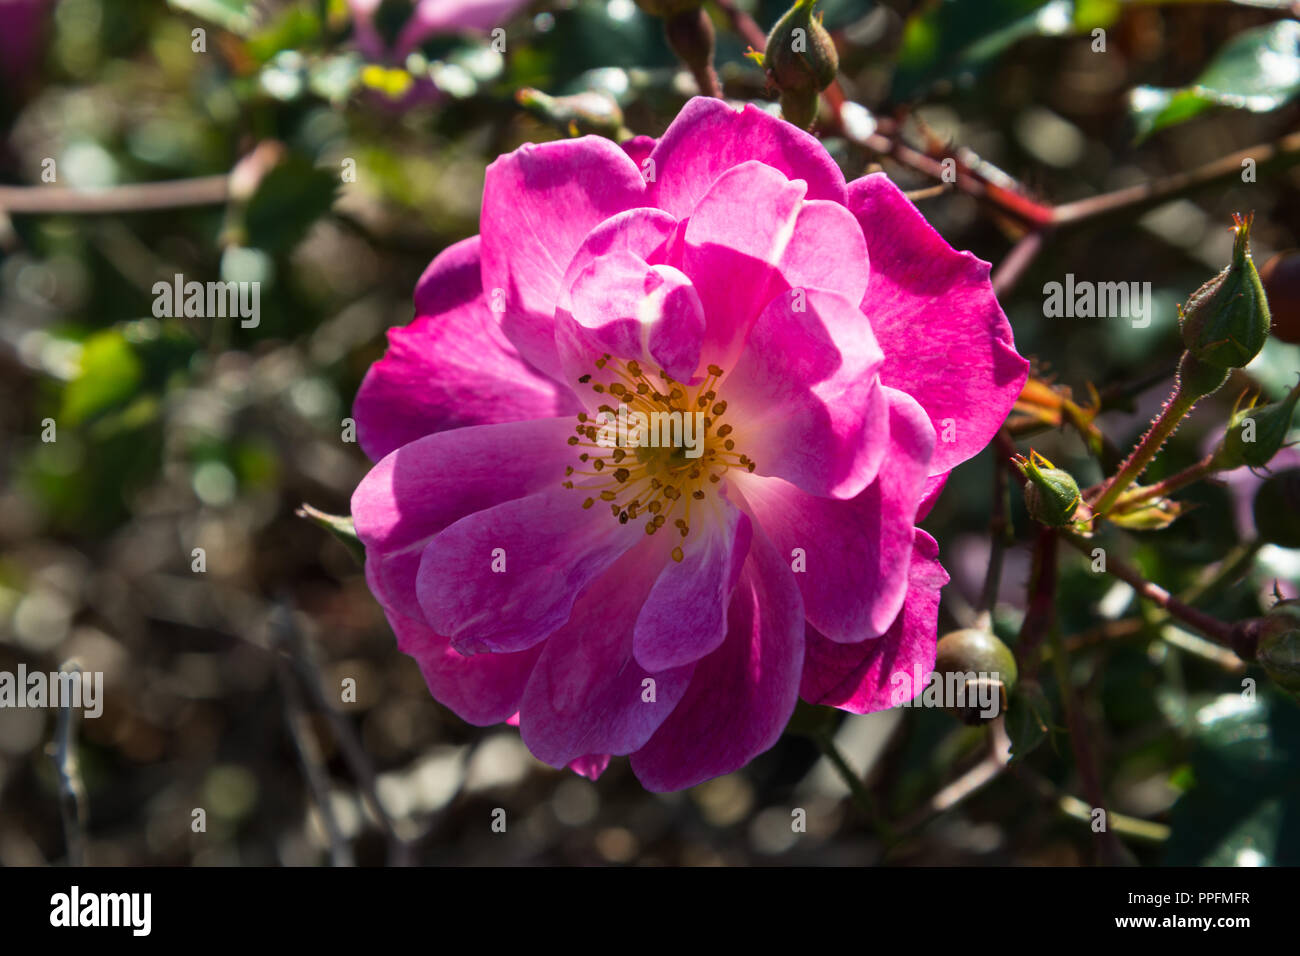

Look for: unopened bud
[1234,604,1300,697]
[1014,450,1082,527]
[934,628,1018,724]
[1179,213,1271,369]
[516,89,629,140]
[761,0,838,129]
[1213,377,1300,471]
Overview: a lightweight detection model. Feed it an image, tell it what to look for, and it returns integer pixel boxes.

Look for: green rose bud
[1213,377,1300,471]
[516,89,630,140]
[1179,213,1272,369]
[1234,604,1300,697]
[934,628,1018,724]
[761,0,838,129]
[1014,450,1082,528]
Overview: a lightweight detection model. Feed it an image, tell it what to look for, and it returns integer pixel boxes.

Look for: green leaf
[296,504,365,564]
[1131,20,1300,141]
[1164,691,1300,865]
[242,156,338,254]
[167,0,260,36]
[61,330,145,427]
[1005,681,1052,762]
[246,6,322,63]
[892,0,1083,100]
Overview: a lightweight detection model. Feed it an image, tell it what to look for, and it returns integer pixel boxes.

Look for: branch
[1060,532,1238,650]
[1052,130,1300,229]
[0,142,284,216]
[46,661,88,867]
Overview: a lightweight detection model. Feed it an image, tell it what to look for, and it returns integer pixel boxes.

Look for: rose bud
[1179,212,1271,369]
[1234,604,1300,697]
[1252,469,1300,548]
[934,627,1018,724]
[1213,377,1300,471]
[761,0,838,129]
[1014,450,1082,527]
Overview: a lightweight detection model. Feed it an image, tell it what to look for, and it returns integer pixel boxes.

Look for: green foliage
[1131,20,1300,141]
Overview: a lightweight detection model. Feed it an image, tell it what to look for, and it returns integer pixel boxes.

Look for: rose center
[562,355,755,561]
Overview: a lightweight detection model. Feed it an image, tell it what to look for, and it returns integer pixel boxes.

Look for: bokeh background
[1,0,1298,866]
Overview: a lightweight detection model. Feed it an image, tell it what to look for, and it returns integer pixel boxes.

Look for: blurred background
[0,0,1298,866]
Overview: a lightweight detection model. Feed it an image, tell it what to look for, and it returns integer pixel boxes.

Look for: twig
[893,716,1013,838]
[992,230,1047,298]
[1052,130,1300,229]
[813,729,895,842]
[272,599,414,865]
[0,141,284,216]
[1048,629,1129,865]
[712,0,767,52]
[1060,532,1238,650]
[46,661,88,867]
[269,607,354,867]
[1016,528,1059,685]
[978,436,1013,617]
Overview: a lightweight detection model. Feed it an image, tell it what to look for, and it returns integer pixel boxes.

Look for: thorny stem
[1112,452,1218,510]
[1091,363,1211,517]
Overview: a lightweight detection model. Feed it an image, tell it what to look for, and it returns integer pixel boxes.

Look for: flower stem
[1112,452,1218,510]
[813,730,896,842]
[1060,532,1237,648]
[1091,352,1227,517]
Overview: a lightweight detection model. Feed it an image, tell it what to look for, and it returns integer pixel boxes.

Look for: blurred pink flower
[347,0,527,64]
[0,0,52,88]
[351,98,1028,790]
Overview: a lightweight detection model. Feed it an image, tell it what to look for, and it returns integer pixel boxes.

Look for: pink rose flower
[351,98,1029,790]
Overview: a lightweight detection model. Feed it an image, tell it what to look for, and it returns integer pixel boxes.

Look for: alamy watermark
[891,664,1005,719]
[1043,275,1152,329]
[0,665,103,718]
[593,404,707,458]
[152,274,260,328]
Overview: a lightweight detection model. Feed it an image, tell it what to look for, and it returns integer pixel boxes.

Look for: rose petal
[632,499,752,671]
[800,529,949,713]
[480,137,648,380]
[723,286,888,500]
[351,417,576,622]
[733,386,935,642]
[387,608,542,726]
[416,486,644,654]
[520,540,695,768]
[630,521,804,791]
[849,172,1028,475]
[354,236,576,461]
[644,97,847,219]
